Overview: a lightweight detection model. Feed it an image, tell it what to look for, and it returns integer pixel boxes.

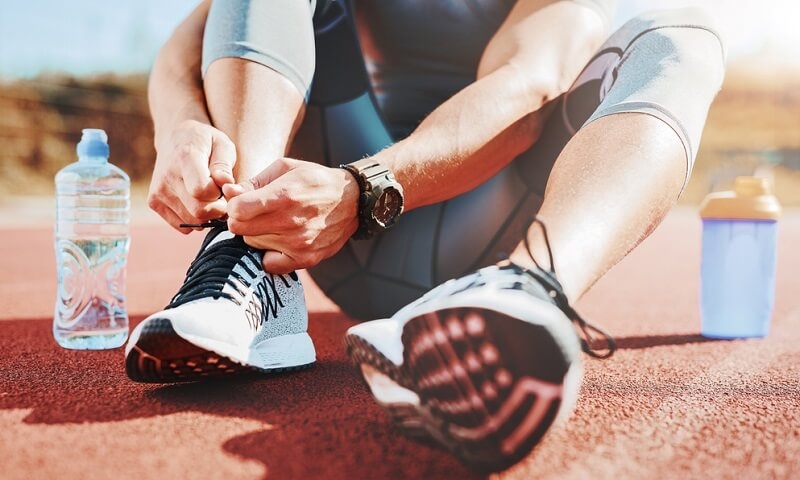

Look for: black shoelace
[520,217,617,359]
[169,219,296,327]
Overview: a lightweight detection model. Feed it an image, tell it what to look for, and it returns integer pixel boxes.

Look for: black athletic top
[202,0,614,136]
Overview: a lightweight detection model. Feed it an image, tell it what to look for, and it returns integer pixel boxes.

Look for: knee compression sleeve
[582,7,726,182]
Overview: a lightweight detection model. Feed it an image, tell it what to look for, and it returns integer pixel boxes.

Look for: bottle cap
[699,176,782,221]
[77,128,110,158]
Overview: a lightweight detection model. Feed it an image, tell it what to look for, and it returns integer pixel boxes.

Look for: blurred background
[0,0,798,207]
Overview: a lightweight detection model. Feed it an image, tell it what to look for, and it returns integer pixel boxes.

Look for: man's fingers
[227,184,289,222]
[180,145,223,202]
[151,202,194,234]
[197,196,229,220]
[209,133,237,187]
[228,210,299,236]
[238,234,302,273]
[248,158,294,189]
[260,250,298,275]
[177,192,228,221]
[225,158,302,218]
[149,180,220,229]
[221,182,246,199]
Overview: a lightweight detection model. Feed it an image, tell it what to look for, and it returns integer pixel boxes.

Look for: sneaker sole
[345,307,574,472]
[126,318,314,383]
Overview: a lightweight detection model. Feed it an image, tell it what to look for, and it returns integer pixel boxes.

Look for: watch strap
[340,162,374,239]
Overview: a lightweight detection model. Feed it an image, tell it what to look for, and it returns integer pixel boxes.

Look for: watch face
[373,188,403,227]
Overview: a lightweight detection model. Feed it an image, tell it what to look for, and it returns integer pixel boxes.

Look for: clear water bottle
[54,129,130,349]
[699,176,781,339]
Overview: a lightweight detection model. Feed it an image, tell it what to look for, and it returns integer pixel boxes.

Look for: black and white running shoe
[345,219,614,472]
[125,221,315,383]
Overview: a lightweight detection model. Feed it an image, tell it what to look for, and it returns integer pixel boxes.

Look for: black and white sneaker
[345,219,614,472]
[125,222,315,383]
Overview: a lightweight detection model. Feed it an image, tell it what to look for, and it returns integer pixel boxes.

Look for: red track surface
[1,206,799,479]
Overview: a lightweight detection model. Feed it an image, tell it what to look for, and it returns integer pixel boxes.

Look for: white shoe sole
[126,317,315,383]
[345,296,581,472]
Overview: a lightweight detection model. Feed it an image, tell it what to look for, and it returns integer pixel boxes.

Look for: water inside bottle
[54,236,129,348]
[54,171,130,349]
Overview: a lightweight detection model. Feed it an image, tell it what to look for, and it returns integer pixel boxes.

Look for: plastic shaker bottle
[699,176,781,338]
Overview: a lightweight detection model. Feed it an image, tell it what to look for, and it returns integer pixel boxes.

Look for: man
[125,0,725,471]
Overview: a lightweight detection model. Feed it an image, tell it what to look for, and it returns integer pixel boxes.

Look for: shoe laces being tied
[520,217,617,359]
[171,219,297,327]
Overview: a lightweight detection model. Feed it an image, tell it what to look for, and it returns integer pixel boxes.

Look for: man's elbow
[503,62,563,115]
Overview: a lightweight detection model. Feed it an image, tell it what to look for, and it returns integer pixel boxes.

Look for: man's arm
[373,0,609,211]
[148,1,210,148]
[147,0,238,232]
[226,0,610,273]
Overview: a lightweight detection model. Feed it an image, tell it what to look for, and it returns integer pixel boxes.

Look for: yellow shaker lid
[699,176,782,220]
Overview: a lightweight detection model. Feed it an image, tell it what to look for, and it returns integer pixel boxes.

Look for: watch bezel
[368,184,404,229]
[341,160,404,239]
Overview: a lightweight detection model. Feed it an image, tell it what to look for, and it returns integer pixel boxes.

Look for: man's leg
[344,7,725,472]
[201,0,314,179]
[125,1,317,383]
[511,112,686,300]
[510,9,726,300]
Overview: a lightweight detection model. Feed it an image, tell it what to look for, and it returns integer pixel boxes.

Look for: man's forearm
[373,64,551,212]
[371,0,606,213]
[148,1,212,148]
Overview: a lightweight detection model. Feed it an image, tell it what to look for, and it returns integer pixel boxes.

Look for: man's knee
[639,12,726,119]
[581,6,726,181]
[637,5,718,30]
[624,6,726,75]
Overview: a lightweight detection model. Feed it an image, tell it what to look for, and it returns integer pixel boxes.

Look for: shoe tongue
[202,228,236,251]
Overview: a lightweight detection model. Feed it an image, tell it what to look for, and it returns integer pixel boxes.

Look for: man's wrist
[339,163,370,239]
[340,167,362,237]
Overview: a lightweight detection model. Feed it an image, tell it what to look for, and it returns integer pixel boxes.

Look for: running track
[1,205,799,479]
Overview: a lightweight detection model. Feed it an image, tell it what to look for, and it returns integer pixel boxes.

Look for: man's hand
[148,119,237,233]
[223,158,360,274]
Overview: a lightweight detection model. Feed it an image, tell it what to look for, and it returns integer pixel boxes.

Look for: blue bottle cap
[77,128,110,158]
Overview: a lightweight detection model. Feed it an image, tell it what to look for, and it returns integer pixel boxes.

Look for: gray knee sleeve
[583,7,726,181]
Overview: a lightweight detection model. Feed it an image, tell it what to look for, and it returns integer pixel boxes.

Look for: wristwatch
[340,159,405,239]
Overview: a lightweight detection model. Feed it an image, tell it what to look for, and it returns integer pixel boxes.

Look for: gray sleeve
[202,0,317,98]
[573,0,616,28]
